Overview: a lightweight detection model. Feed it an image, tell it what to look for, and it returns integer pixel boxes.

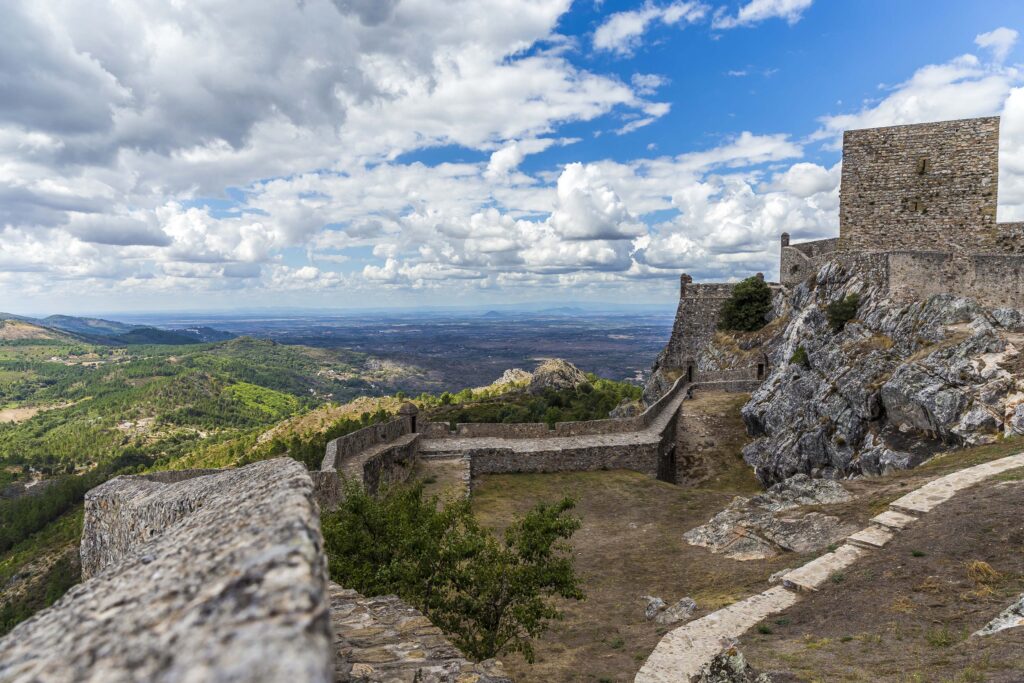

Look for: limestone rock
[493,368,532,388]
[741,261,1024,485]
[527,358,589,394]
[657,597,698,625]
[974,593,1024,636]
[0,459,333,683]
[643,596,698,625]
[691,648,773,683]
[683,475,855,560]
[643,595,667,620]
[610,398,641,418]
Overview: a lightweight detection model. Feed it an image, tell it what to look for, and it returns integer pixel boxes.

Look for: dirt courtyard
[468,392,798,683]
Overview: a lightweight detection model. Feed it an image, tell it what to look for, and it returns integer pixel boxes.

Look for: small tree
[322,481,583,662]
[718,276,772,332]
[826,293,861,332]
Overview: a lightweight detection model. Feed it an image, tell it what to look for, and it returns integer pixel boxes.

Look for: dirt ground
[469,392,800,683]
[437,390,1024,683]
[0,406,42,423]
[742,472,1024,683]
[412,457,469,502]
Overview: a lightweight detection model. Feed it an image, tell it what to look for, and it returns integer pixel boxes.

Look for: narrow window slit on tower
[917,157,929,174]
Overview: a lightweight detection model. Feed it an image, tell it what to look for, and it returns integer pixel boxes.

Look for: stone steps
[633,452,1024,682]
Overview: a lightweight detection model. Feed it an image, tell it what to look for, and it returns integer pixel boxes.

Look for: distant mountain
[115,327,203,345]
[42,315,139,336]
[0,319,78,342]
[0,313,235,346]
[480,310,506,318]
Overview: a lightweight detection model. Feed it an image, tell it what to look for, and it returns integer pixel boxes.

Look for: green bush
[718,276,772,332]
[790,345,809,367]
[322,481,583,662]
[826,293,861,332]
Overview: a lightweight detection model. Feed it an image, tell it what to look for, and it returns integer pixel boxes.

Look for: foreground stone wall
[0,459,334,683]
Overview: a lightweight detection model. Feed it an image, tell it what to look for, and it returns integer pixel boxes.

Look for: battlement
[780,116,1024,299]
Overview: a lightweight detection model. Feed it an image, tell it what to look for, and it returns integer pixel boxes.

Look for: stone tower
[838,116,1001,253]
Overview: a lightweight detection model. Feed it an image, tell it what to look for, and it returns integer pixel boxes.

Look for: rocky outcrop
[0,459,333,683]
[644,595,698,625]
[742,261,1024,485]
[683,474,855,560]
[527,358,589,394]
[974,593,1024,636]
[610,397,642,418]
[690,649,773,683]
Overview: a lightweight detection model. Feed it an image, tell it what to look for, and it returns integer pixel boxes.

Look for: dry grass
[965,560,1001,585]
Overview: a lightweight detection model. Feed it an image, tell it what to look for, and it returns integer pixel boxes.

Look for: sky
[3,0,1024,315]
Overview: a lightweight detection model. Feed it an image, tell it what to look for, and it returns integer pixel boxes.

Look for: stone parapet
[0,459,333,683]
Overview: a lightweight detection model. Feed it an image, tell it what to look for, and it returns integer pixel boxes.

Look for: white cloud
[593,1,708,56]
[814,54,1018,142]
[712,0,813,30]
[549,163,646,240]
[976,27,1019,64]
[485,138,559,180]
[631,73,669,95]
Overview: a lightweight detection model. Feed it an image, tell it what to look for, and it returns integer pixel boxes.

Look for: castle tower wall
[839,116,1001,253]
[661,275,737,379]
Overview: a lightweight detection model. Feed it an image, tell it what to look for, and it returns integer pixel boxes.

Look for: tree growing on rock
[718,276,773,332]
[826,293,861,332]
[321,481,583,662]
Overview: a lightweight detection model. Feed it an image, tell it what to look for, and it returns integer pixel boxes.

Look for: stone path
[329,582,510,682]
[634,453,1024,683]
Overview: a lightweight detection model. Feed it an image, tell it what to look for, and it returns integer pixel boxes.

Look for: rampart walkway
[419,383,688,456]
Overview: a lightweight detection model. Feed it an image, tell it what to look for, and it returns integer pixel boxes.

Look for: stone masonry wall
[887,251,1024,308]
[1,459,334,683]
[780,238,840,286]
[839,117,1005,253]
[321,416,410,472]
[419,375,691,440]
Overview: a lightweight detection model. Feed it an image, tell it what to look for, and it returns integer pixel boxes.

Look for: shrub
[826,293,860,332]
[322,481,583,662]
[789,345,809,367]
[718,276,773,332]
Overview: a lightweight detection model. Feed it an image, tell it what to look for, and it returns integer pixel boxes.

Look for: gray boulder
[610,398,641,418]
[683,474,855,560]
[643,596,698,625]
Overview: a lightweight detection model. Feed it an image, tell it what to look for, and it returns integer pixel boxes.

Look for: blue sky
[3,0,1024,314]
